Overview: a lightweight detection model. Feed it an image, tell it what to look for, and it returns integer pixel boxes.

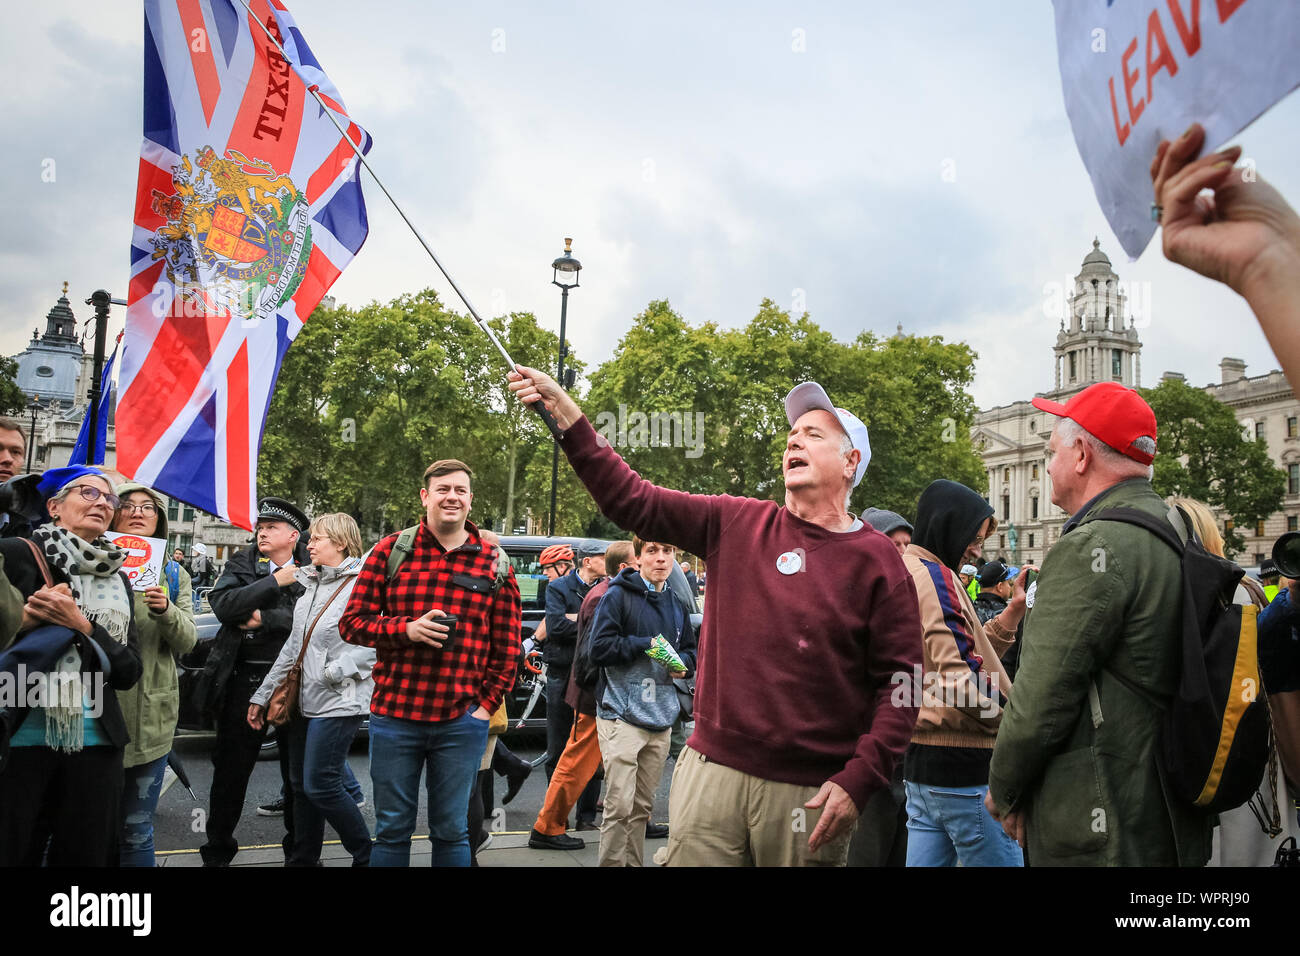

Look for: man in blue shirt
[589,537,697,866]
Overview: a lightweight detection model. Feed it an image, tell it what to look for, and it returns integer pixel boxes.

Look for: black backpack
[1093,506,1271,814]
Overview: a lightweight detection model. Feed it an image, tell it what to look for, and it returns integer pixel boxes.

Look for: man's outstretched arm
[508,365,722,559]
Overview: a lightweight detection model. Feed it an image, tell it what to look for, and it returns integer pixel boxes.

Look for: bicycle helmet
[538,544,575,567]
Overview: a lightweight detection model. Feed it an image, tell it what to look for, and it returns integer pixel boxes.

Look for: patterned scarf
[30,522,130,751]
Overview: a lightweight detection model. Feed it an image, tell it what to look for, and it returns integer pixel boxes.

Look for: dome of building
[1081,237,1112,268]
[11,283,85,407]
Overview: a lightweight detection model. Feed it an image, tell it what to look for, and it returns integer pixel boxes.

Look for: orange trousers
[534,712,602,836]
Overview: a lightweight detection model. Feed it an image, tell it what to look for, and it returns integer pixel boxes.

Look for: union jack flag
[119,0,370,529]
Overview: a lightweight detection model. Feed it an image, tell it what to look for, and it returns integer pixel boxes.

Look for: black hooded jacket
[195,539,309,718]
[911,479,994,571]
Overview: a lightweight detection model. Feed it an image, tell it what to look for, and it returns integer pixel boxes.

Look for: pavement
[155,733,676,867]
[158,828,667,866]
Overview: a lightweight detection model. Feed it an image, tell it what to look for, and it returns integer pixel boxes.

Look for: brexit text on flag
[119,0,369,529]
[1053,0,1300,259]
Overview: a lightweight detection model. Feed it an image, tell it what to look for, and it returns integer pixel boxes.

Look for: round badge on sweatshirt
[776,550,802,574]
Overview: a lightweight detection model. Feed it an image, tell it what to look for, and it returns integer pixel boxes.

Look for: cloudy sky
[3,1,1298,412]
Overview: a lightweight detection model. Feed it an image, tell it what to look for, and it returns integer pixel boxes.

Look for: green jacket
[118,567,198,767]
[987,478,1213,866]
[0,553,23,650]
[113,481,200,767]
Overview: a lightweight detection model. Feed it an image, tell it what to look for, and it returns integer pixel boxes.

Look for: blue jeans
[120,754,169,867]
[276,763,360,803]
[903,780,1024,867]
[344,763,363,804]
[368,709,489,867]
[285,714,372,866]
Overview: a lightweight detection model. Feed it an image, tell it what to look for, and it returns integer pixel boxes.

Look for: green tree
[260,303,344,509]
[585,298,985,522]
[257,291,589,541]
[1141,377,1285,557]
[0,357,25,416]
[258,290,985,543]
[834,330,986,517]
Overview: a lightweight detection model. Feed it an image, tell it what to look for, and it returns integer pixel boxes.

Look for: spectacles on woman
[120,502,158,515]
[67,485,122,509]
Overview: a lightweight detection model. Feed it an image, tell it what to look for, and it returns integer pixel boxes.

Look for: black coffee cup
[433,614,458,645]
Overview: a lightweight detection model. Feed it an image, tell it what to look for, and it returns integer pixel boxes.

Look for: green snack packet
[646,634,685,672]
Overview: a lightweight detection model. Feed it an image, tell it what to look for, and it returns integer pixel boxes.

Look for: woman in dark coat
[0,465,142,866]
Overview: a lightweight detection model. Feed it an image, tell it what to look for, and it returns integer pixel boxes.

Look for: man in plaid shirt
[340,459,521,866]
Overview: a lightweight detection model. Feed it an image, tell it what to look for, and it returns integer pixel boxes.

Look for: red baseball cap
[1031,382,1157,465]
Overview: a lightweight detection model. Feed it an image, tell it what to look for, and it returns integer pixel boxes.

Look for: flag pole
[235,0,563,438]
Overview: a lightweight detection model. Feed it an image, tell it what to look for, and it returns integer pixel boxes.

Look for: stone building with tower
[972,241,1300,568]
[11,283,115,472]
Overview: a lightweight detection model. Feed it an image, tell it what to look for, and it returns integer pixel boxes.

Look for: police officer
[197,496,310,866]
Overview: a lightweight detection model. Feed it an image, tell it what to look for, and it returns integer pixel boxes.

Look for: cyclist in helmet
[539,544,575,579]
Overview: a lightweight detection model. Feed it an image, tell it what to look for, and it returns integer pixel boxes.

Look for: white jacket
[252,556,375,718]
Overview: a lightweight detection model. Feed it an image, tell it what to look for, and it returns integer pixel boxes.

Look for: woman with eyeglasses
[249,513,375,865]
[0,465,142,866]
[111,481,198,866]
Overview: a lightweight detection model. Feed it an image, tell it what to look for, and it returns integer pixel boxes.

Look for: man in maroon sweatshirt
[509,369,923,866]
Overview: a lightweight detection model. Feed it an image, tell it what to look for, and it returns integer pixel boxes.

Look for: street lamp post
[81,290,126,466]
[548,238,581,535]
[26,395,40,472]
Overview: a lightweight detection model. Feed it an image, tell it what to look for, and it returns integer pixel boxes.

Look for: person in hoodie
[250,513,375,866]
[901,479,1029,867]
[588,537,697,867]
[112,481,199,867]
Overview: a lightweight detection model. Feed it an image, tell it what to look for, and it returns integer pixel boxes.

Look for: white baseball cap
[784,382,871,488]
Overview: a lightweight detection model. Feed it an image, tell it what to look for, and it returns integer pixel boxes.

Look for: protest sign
[1053,0,1300,258]
[106,532,168,592]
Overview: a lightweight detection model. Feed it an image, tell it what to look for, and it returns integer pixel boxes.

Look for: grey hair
[839,431,855,510]
[1057,418,1154,479]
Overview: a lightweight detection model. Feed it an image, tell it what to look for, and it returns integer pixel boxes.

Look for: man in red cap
[984,382,1213,866]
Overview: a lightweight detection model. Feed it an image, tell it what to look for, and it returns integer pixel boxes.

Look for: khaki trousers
[665,745,852,866]
[596,716,671,867]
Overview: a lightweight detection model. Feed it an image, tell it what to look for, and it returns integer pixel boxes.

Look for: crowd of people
[0,125,1299,867]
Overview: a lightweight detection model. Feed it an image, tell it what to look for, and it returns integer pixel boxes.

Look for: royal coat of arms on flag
[119,0,369,529]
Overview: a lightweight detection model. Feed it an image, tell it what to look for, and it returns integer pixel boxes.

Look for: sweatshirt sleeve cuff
[983,615,1016,657]
[828,764,876,813]
[559,414,597,453]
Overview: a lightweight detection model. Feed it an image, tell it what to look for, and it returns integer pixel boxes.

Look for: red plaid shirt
[340,518,520,722]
